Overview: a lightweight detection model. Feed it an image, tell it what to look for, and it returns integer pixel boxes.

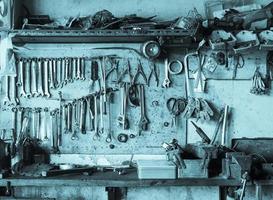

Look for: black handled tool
[191,121,211,144]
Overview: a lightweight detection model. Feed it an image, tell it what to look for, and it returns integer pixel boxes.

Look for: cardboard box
[137,160,177,179]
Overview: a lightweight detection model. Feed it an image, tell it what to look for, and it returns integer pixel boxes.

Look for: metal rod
[221,105,229,146]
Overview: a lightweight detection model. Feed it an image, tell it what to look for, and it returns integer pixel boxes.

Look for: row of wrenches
[16,57,86,99]
[12,90,116,151]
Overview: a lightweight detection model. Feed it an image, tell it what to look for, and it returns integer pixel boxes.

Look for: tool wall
[0,0,273,167]
[0,43,188,154]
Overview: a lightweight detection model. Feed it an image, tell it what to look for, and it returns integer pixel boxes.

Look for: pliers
[117,59,132,84]
[148,62,159,87]
[105,58,119,81]
[132,59,148,85]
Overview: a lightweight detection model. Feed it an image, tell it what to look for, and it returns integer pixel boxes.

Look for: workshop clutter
[0,1,273,200]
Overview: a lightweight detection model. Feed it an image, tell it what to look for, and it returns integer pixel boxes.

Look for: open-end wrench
[35,108,41,140]
[162,58,171,88]
[32,108,37,139]
[37,58,44,97]
[17,107,24,138]
[25,59,32,98]
[11,107,17,137]
[85,96,94,131]
[49,59,55,89]
[101,57,107,114]
[55,109,62,147]
[79,98,86,134]
[72,58,77,81]
[67,58,73,83]
[43,59,51,98]
[10,76,19,106]
[16,59,23,87]
[66,103,73,134]
[71,100,79,140]
[105,92,114,143]
[80,58,86,80]
[93,94,100,140]
[76,57,81,80]
[138,85,149,135]
[3,76,10,106]
[57,58,62,88]
[60,58,66,87]
[43,108,49,141]
[64,58,69,85]
[50,110,58,151]
[53,59,59,86]
[66,58,71,83]
[57,92,63,146]
[62,105,68,134]
[31,59,38,97]
[19,60,27,98]
[117,83,129,129]
[16,111,30,147]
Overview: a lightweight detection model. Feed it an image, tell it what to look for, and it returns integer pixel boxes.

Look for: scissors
[232,53,244,79]
[166,97,187,127]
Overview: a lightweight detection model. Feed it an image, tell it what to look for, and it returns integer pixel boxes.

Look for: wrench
[17,112,30,147]
[62,104,68,134]
[37,59,44,97]
[162,58,171,88]
[138,85,149,135]
[50,110,58,151]
[68,58,72,82]
[105,92,114,143]
[10,76,19,106]
[101,57,107,114]
[60,58,66,87]
[80,58,86,80]
[53,58,59,86]
[11,107,17,134]
[93,94,100,140]
[43,59,51,98]
[79,98,86,134]
[99,95,104,134]
[16,59,23,87]
[3,76,10,106]
[17,107,24,138]
[43,108,49,141]
[19,59,27,98]
[25,59,32,98]
[32,108,37,139]
[76,57,81,80]
[64,58,69,85]
[67,58,73,83]
[66,103,73,134]
[49,59,55,89]
[72,58,77,81]
[71,100,79,140]
[35,108,41,140]
[117,83,129,129]
[85,96,94,131]
[55,109,62,147]
[31,59,38,97]
[56,58,62,88]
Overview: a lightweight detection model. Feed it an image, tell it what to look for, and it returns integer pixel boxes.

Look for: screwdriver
[191,121,211,144]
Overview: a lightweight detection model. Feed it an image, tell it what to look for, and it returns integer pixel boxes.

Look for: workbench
[0,170,242,187]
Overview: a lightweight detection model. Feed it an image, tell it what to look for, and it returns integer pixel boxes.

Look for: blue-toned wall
[9,0,273,199]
